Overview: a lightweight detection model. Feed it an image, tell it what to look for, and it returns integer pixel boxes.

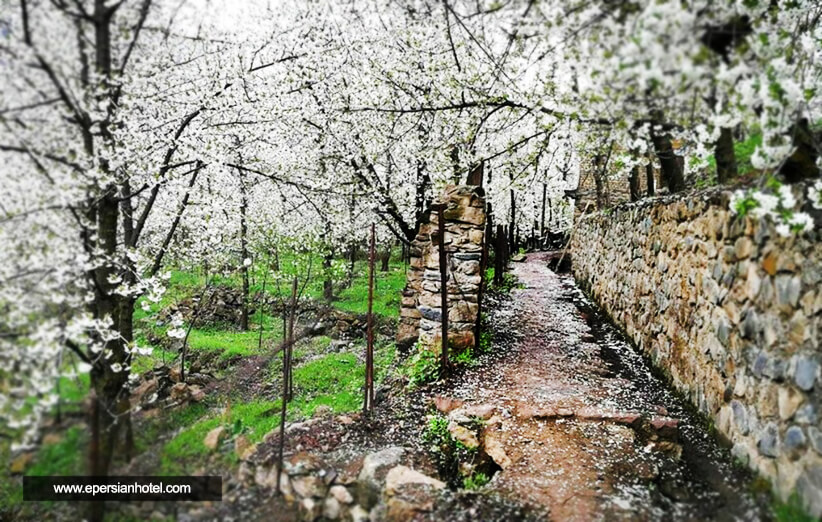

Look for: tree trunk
[380,247,390,272]
[323,253,334,301]
[650,126,686,193]
[629,164,641,201]
[239,174,250,331]
[780,118,820,183]
[540,182,547,237]
[714,127,737,185]
[646,154,655,197]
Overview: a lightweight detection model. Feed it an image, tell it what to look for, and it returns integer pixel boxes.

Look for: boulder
[483,431,512,469]
[447,421,479,450]
[203,426,226,451]
[384,465,446,495]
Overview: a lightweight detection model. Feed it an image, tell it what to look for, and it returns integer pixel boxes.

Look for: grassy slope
[3,253,404,502]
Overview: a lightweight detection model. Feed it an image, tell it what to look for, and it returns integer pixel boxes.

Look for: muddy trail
[438,251,772,521]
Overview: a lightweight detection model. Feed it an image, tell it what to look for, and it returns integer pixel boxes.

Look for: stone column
[396,185,486,354]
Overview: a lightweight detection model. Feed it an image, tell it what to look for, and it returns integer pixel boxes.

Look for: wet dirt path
[444,252,771,521]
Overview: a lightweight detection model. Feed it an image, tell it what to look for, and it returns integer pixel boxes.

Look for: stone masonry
[397,185,486,354]
[571,184,822,515]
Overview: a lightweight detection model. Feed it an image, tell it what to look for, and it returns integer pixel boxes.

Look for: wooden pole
[257,266,268,350]
[437,206,449,373]
[494,224,504,287]
[286,277,297,401]
[364,223,375,413]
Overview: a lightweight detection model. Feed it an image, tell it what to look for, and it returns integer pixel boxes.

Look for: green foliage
[733,193,760,217]
[463,471,490,490]
[161,400,279,474]
[423,414,452,449]
[489,272,519,294]
[27,425,86,477]
[404,347,441,386]
[706,131,763,178]
[186,324,281,359]
[335,265,405,318]
[291,352,362,415]
[772,493,815,522]
[477,330,492,354]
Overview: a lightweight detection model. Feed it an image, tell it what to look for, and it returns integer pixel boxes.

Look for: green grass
[186,321,283,359]
[26,425,86,477]
[160,399,280,474]
[335,265,405,318]
[772,493,816,522]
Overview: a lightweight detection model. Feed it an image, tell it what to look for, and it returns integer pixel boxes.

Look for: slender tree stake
[364,223,375,413]
[257,264,268,350]
[437,206,449,373]
[286,277,297,401]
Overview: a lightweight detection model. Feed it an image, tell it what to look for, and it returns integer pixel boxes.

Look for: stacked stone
[571,183,822,515]
[397,185,486,354]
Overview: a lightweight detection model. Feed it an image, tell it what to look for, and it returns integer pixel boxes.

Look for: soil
[431,251,772,521]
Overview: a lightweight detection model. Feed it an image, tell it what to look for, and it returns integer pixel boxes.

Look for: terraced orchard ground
[435,252,773,521]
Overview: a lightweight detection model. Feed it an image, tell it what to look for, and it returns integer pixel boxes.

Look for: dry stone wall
[571,186,822,515]
[397,185,485,353]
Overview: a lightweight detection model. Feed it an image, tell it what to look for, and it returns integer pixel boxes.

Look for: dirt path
[443,252,770,521]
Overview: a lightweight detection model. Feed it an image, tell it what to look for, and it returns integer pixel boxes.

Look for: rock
[762,252,778,276]
[358,447,405,508]
[359,447,405,484]
[734,237,754,259]
[434,396,465,414]
[453,403,496,420]
[784,426,807,459]
[299,497,320,521]
[447,421,479,450]
[313,405,333,418]
[731,400,749,435]
[189,385,206,402]
[795,356,817,391]
[745,264,761,300]
[292,475,325,498]
[649,416,679,441]
[795,403,817,425]
[384,465,446,495]
[757,423,779,458]
[349,505,369,522]
[170,382,190,402]
[329,485,354,504]
[323,497,341,520]
[511,253,526,262]
[809,427,822,455]
[203,426,226,451]
[384,498,429,521]
[797,465,822,518]
[234,435,255,460]
[131,378,159,406]
[483,431,512,469]
[778,387,804,420]
[775,275,801,308]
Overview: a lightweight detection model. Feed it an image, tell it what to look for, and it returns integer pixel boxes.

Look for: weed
[463,471,490,490]
[405,347,441,386]
[773,493,815,522]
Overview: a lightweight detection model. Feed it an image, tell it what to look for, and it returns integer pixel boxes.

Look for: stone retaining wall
[571,186,822,514]
[397,185,485,353]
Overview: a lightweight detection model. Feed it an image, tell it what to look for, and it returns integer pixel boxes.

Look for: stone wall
[571,186,822,514]
[397,185,485,353]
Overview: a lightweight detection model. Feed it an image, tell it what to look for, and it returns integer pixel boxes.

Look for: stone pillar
[397,185,486,354]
